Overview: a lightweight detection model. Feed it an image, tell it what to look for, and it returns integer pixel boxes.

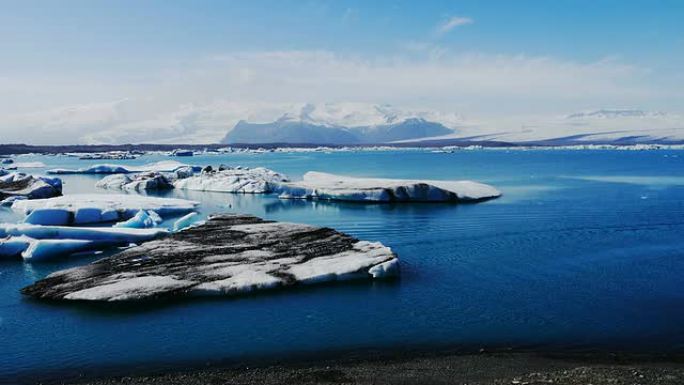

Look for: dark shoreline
[9,347,682,385]
[62,350,684,385]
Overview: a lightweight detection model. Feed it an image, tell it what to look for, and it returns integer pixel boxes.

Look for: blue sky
[0,0,683,143]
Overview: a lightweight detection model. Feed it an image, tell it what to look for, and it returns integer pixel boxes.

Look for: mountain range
[222,104,684,145]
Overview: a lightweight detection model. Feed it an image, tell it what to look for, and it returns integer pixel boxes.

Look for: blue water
[2,150,684,384]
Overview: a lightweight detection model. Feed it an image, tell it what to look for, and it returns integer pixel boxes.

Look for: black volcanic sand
[68,351,684,385]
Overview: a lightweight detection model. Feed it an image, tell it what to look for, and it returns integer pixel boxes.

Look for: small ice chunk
[22,239,94,261]
[0,195,27,207]
[63,276,197,301]
[114,210,163,229]
[368,258,400,278]
[173,212,201,232]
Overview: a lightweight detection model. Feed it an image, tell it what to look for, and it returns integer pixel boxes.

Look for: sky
[0,0,683,144]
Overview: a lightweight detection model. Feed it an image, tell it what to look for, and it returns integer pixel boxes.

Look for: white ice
[47,160,191,175]
[114,209,163,229]
[0,223,168,260]
[173,167,289,194]
[64,276,197,301]
[0,172,63,199]
[22,239,95,261]
[286,241,396,284]
[275,171,501,202]
[172,212,202,232]
[96,172,174,191]
[6,162,46,169]
[0,223,168,242]
[12,194,198,225]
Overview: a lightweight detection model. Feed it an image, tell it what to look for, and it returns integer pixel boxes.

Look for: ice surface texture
[22,214,398,301]
[12,194,198,225]
[275,172,501,202]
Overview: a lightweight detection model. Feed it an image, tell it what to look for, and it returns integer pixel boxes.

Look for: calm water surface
[1,150,683,383]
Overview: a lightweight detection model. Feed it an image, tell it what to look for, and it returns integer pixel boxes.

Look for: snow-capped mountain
[222,103,458,144]
[401,109,684,145]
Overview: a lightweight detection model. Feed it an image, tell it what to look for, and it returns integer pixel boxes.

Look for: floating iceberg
[12,194,198,225]
[172,212,202,232]
[96,172,174,191]
[0,172,62,200]
[0,224,168,260]
[47,160,192,175]
[173,167,289,194]
[22,239,96,262]
[275,172,501,202]
[0,223,168,242]
[21,214,398,301]
[114,210,163,229]
[0,235,33,258]
[6,162,46,169]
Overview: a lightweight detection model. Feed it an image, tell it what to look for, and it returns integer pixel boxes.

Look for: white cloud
[0,50,680,144]
[436,16,473,35]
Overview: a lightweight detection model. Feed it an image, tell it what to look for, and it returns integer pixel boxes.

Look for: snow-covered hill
[395,109,684,145]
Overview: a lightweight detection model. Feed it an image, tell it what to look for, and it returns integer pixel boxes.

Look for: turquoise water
[2,150,684,384]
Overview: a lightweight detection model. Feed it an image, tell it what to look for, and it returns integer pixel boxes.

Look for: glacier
[275,172,501,202]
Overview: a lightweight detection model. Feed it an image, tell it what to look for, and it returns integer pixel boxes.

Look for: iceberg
[47,160,192,175]
[0,224,168,261]
[173,166,289,194]
[6,162,46,169]
[114,210,163,229]
[0,172,63,200]
[22,239,95,262]
[172,212,202,232]
[275,172,501,202]
[0,223,168,243]
[12,194,198,225]
[96,172,174,191]
[0,195,27,207]
[0,235,33,258]
[21,214,398,301]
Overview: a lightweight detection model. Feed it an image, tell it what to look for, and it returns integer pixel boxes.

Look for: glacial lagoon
[2,149,684,383]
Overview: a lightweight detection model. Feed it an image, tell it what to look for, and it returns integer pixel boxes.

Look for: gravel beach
[67,351,684,385]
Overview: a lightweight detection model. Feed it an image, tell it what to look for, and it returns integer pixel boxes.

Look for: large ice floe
[96,172,174,191]
[0,171,62,202]
[47,160,194,175]
[11,194,198,225]
[21,214,398,301]
[172,166,289,194]
[275,172,501,202]
[0,224,167,261]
